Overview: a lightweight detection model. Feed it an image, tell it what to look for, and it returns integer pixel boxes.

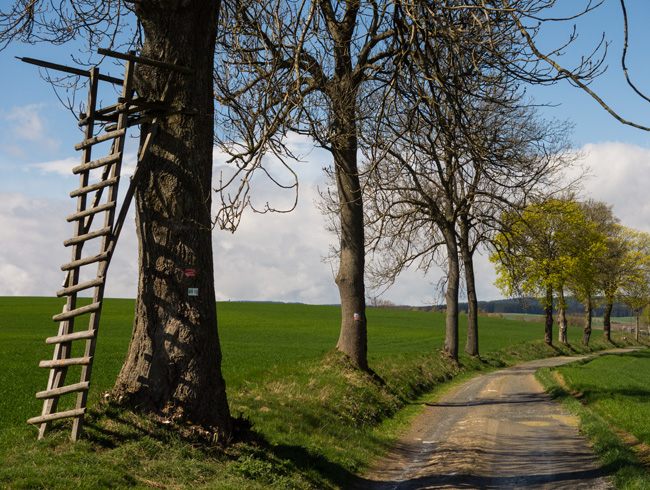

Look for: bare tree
[363,1,582,360]
[215,0,396,371]
[1,0,232,440]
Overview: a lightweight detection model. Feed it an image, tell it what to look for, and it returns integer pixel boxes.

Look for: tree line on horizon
[2,0,649,442]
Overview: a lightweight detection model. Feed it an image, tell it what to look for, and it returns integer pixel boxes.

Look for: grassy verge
[536,349,650,490]
[0,298,646,489]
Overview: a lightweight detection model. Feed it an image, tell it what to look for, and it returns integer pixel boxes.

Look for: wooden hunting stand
[24,49,194,441]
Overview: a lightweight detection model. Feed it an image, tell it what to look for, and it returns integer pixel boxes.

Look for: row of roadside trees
[491,198,650,346]
[1,0,646,442]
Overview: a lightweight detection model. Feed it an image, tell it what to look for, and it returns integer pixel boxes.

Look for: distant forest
[423,297,633,318]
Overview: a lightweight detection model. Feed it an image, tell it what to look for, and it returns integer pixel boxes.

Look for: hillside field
[0,297,645,489]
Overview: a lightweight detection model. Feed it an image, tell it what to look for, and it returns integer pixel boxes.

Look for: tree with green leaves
[597,224,633,342]
[617,229,650,341]
[569,199,616,345]
[491,198,599,345]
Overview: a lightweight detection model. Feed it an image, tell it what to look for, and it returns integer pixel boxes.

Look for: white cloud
[0,190,139,299]
[213,179,340,304]
[29,157,78,176]
[7,141,645,307]
[0,192,69,296]
[2,104,60,157]
[580,142,650,233]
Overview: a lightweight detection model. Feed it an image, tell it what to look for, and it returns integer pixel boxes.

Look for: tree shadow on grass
[79,399,356,489]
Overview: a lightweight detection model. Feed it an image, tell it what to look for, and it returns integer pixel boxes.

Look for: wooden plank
[78,113,119,127]
[72,153,121,175]
[66,202,115,223]
[46,329,96,344]
[70,176,119,198]
[104,107,195,131]
[39,356,92,369]
[118,97,170,111]
[56,277,104,297]
[52,302,101,322]
[97,48,195,74]
[28,408,86,425]
[18,57,123,85]
[60,252,109,271]
[36,382,90,399]
[63,226,111,247]
[75,129,126,150]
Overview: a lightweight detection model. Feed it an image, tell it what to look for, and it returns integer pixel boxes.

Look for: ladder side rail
[38,67,100,439]
[106,119,159,265]
[71,57,137,441]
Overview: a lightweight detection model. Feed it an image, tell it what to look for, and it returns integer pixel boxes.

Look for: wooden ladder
[25,49,191,441]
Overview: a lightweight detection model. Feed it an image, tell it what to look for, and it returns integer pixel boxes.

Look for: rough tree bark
[112,0,232,439]
[581,296,593,346]
[459,218,479,357]
[603,293,613,342]
[557,287,568,345]
[333,109,367,371]
[327,7,368,371]
[544,285,553,346]
[443,224,460,361]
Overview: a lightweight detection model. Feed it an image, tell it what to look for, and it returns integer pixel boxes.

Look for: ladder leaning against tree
[23,48,195,441]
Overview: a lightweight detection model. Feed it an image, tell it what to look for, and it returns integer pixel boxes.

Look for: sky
[1,1,650,306]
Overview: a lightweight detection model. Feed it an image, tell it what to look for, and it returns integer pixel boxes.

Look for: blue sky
[1,1,650,306]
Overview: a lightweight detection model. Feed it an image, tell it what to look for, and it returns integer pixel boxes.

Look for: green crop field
[557,350,650,442]
[0,297,646,489]
[537,350,650,489]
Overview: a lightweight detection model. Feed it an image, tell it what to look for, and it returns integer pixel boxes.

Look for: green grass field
[557,350,650,445]
[537,350,650,489]
[0,297,647,489]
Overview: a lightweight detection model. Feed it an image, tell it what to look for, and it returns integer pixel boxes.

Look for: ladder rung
[95,102,120,116]
[70,176,119,198]
[61,252,109,271]
[66,201,116,222]
[36,382,90,399]
[75,129,126,150]
[56,278,104,297]
[63,226,111,247]
[52,302,101,322]
[46,329,96,344]
[39,356,93,368]
[94,96,144,117]
[78,113,118,127]
[28,408,86,425]
[72,153,122,175]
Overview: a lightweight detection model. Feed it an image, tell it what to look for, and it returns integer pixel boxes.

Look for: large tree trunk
[544,285,553,345]
[443,225,460,361]
[557,287,568,345]
[603,292,614,342]
[635,312,640,342]
[459,219,478,357]
[112,0,232,440]
[328,7,368,371]
[333,140,367,371]
[581,296,593,346]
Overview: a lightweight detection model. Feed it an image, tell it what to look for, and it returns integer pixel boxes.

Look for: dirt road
[352,350,642,490]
